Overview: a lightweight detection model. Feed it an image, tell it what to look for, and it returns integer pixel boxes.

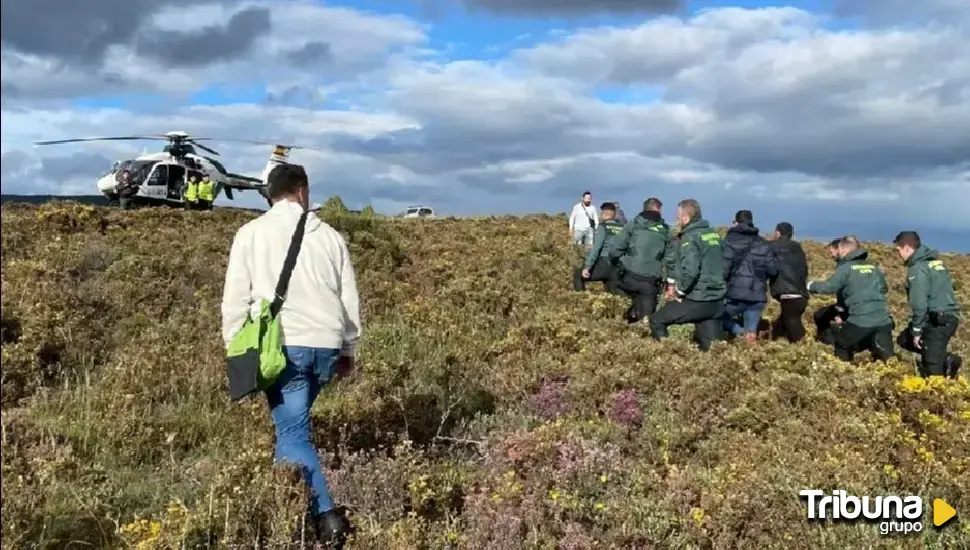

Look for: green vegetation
[1,200,968,548]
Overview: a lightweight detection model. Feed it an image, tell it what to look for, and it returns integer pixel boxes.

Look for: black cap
[775,222,794,237]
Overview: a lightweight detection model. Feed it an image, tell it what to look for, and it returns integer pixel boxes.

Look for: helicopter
[34,131,324,207]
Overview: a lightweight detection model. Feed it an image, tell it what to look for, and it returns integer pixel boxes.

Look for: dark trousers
[573,258,622,295]
[649,299,724,351]
[834,322,894,362]
[896,313,961,377]
[198,199,212,210]
[813,304,845,345]
[772,297,808,343]
[619,272,661,322]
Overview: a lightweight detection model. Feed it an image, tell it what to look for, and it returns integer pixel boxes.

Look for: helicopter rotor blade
[190,137,328,152]
[34,135,169,146]
[187,139,220,156]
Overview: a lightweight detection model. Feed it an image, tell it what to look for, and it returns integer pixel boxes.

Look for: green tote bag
[226,211,309,401]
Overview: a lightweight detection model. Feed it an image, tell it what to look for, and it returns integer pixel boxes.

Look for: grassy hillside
[0,194,109,206]
[1,201,968,549]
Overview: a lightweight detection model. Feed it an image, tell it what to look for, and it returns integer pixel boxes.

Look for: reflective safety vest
[184,181,199,202]
[198,180,214,201]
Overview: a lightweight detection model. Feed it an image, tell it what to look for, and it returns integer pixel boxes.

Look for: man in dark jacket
[720,210,778,343]
[115,170,139,210]
[573,202,625,295]
[610,197,675,322]
[808,237,894,362]
[649,199,726,351]
[813,238,851,344]
[768,222,809,342]
[893,231,962,378]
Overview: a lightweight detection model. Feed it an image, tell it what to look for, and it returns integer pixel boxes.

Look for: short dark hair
[677,198,701,219]
[775,222,794,238]
[267,163,308,199]
[839,236,859,250]
[644,197,662,210]
[734,209,753,225]
[827,239,841,249]
[894,231,921,249]
[600,202,615,212]
[582,190,592,197]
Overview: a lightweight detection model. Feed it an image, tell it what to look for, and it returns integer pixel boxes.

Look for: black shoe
[624,305,640,324]
[945,354,962,379]
[314,507,353,549]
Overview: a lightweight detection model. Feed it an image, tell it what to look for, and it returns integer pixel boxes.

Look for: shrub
[1,201,968,548]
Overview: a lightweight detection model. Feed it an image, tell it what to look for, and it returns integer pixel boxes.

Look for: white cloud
[1,0,428,102]
[2,1,969,245]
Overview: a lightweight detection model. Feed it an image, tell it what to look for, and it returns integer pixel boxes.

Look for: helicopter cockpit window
[115,160,153,184]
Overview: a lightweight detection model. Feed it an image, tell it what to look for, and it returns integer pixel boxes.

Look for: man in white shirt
[568,190,598,246]
[220,163,360,546]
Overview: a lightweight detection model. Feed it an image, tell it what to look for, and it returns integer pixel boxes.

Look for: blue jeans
[265,346,340,515]
[723,299,765,336]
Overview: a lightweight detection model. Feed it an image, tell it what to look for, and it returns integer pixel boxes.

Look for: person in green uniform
[807,236,894,362]
[610,197,675,322]
[812,238,849,344]
[893,231,962,378]
[648,198,726,351]
[573,202,625,295]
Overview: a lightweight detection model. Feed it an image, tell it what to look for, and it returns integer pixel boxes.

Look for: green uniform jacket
[673,218,726,302]
[904,246,961,332]
[609,211,675,279]
[808,248,892,328]
[583,219,625,270]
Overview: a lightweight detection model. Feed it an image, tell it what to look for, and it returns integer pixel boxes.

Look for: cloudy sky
[2,0,968,249]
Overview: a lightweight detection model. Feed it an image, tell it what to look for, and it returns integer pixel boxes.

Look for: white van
[397,206,436,219]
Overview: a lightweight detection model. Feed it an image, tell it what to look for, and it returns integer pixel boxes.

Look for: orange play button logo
[933,499,956,527]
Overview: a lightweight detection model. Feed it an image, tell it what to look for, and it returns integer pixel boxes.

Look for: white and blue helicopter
[34,131,323,207]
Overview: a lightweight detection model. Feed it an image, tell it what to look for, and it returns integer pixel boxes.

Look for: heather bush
[1,201,968,548]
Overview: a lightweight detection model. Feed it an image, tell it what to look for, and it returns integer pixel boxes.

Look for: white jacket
[569,202,598,232]
[220,199,362,357]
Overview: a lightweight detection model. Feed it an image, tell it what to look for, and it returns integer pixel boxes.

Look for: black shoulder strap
[270,211,310,318]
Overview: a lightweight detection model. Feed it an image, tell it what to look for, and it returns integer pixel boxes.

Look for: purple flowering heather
[609,389,643,427]
[530,378,570,420]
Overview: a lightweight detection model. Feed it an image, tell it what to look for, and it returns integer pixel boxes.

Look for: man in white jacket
[220,163,360,546]
[568,190,598,246]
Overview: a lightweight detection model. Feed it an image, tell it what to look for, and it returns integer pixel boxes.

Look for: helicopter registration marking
[141,185,167,198]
